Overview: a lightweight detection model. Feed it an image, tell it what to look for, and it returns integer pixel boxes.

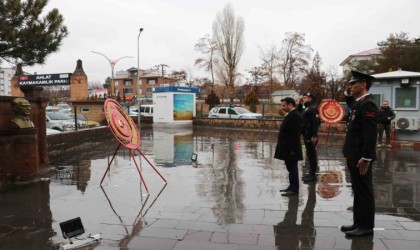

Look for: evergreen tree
[243,90,260,113]
[205,90,220,110]
[374,32,420,72]
[0,0,68,66]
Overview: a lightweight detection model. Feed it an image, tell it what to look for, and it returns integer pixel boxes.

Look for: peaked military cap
[349,70,376,88]
[302,92,316,99]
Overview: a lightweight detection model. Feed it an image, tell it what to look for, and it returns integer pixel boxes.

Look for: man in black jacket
[376,101,395,148]
[274,97,303,196]
[341,71,378,237]
[298,92,319,182]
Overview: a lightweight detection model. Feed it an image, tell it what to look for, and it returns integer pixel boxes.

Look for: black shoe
[281,191,298,196]
[279,187,291,192]
[345,228,373,237]
[340,225,356,232]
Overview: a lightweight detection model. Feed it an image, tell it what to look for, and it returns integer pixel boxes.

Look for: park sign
[19,73,72,86]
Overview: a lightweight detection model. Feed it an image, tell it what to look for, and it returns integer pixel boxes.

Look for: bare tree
[212,3,245,101]
[194,34,218,88]
[259,45,280,100]
[325,66,346,100]
[299,52,327,100]
[279,32,312,88]
[246,66,266,86]
[89,81,105,89]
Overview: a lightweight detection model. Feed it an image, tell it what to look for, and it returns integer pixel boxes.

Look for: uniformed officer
[341,71,378,237]
[298,92,319,182]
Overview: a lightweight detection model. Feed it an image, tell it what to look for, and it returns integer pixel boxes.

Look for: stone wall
[47,126,112,156]
[193,117,347,133]
[193,117,281,131]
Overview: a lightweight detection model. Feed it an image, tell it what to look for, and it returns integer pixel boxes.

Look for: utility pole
[155,64,169,78]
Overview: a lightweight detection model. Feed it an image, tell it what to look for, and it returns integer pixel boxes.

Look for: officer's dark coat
[342,94,378,161]
[274,109,303,161]
[300,102,319,139]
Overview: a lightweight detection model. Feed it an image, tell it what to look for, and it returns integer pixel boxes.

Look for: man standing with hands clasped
[341,71,378,237]
[274,97,303,196]
[377,101,395,148]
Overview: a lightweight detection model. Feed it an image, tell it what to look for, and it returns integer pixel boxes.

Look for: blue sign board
[154,86,200,93]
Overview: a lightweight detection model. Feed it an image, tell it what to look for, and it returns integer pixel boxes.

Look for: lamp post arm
[115,56,133,64]
[91,51,112,64]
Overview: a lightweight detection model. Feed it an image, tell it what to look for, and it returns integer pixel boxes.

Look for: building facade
[370,69,420,141]
[114,68,167,101]
[0,67,14,96]
[340,48,382,74]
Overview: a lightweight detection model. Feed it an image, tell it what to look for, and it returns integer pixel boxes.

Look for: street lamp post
[91,51,132,98]
[137,28,144,128]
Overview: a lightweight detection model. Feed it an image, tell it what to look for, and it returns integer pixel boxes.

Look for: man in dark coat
[341,71,378,237]
[274,97,303,196]
[298,92,319,182]
[376,101,395,148]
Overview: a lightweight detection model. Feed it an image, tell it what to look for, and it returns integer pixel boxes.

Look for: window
[146,87,152,93]
[81,108,90,112]
[124,80,132,86]
[218,108,227,114]
[372,94,381,108]
[394,86,418,110]
[148,79,156,85]
[114,81,119,86]
[228,108,238,115]
[123,88,134,94]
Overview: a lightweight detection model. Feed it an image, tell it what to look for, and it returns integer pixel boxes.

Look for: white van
[129,105,153,117]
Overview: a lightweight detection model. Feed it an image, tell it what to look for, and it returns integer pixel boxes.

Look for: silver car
[208,106,262,119]
[46,112,85,131]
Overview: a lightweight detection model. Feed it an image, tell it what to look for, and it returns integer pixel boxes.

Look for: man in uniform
[298,92,319,182]
[341,71,378,237]
[274,97,303,196]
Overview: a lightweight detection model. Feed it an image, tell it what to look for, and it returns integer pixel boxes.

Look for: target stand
[101,99,166,192]
[317,100,346,146]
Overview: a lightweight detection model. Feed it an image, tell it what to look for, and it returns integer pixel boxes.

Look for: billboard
[173,94,193,120]
[19,73,72,86]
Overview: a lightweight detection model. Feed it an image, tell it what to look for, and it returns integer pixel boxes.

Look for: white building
[340,48,382,74]
[271,89,300,103]
[370,69,420,141]
[0,67,14,96]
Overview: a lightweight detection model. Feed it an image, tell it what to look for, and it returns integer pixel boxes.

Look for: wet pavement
[1,125,420,250]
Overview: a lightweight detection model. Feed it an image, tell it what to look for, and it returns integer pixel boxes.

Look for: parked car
[46,112,85,131]
[47,128,62,135]
[68,113,100,127]
[57,103,72,113]
[208,106,262,119]
[46,106,60,112]
[128,105,154,117]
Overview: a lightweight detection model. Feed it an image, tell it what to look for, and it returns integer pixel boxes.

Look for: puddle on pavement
[1,125,419,249]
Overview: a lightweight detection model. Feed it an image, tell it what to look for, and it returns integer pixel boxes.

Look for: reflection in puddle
[2,126,420,249]
[101,183,167,248]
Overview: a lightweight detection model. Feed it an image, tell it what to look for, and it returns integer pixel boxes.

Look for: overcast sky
[25,0,420,84]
